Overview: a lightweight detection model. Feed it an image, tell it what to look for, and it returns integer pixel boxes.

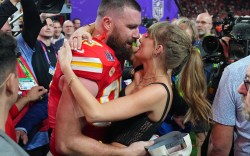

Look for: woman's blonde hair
[172,17,198,44]
[148,22,211,124]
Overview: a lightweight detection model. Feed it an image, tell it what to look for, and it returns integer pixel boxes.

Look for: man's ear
[102,16,112,31]
[209,23,213,31]
[5,73,18,97]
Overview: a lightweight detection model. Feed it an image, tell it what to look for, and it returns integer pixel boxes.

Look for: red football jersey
[48,38,122,156]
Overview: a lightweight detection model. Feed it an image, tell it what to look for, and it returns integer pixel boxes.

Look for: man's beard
[106,29,134,62]
[198,29,206,37]
[242,96,250,120]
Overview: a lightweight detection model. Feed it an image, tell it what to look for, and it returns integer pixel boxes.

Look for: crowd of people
[0,0,249,156]
[180,0,249,20]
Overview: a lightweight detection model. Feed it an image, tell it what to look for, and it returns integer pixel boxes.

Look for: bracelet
[68,76,78,87]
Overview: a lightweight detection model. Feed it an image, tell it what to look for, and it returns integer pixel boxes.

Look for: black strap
[150,82,171,122]
[134,64,144,73]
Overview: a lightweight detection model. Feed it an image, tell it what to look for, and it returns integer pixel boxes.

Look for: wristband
[68,76,78,87]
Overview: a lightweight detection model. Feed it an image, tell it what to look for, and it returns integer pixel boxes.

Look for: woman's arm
[55,83,152,155]
[58,42,168,123]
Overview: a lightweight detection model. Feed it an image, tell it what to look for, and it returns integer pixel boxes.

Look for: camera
[201,13,250,102]
[229,39,249,59]
[202,13,250,63]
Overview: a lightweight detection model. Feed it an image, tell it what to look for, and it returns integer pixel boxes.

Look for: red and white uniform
[49,37,122,155]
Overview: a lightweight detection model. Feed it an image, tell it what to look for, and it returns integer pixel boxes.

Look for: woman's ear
[102,16,112,31]
[155,45,163,56]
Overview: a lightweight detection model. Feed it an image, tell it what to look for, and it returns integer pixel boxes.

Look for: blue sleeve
[54,39,64,53]
[16,34,34,53]
[15,94,48,134]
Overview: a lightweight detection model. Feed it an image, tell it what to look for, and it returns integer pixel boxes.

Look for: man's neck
[64,34,71,40]
[199,33,211,40]
[93,20,108,43]
[0,99,11,132]
[199,34,204,40]
[53,35,60,40]
[38,36,52,46]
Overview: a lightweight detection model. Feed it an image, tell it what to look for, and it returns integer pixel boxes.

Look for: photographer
[195,12,213,57]
[195,12,216,91]
[208,22,250,156]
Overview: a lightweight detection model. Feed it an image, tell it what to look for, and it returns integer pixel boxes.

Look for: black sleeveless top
[104,82,171,146]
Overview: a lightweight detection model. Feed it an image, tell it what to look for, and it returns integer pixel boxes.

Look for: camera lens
[229,40,246,59]
[202,36,220,54]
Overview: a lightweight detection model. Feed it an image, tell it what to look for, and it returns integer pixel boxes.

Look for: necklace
[136,75,166,87]
[142,75,166,80]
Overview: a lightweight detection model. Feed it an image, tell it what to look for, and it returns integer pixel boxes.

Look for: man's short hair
[72,18,80,24]
[97,0,141,17]
[0,31,17,85]
[53,20,61,25]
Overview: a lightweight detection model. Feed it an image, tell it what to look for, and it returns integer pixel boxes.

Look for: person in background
[0,31,28,156]
[17,13,57,155]
[193,13,214,154]
[172,17,198,44]
[54,20,74,52]
[0,0,54,155]
[52,20,64,44]
[196,13,212,38]
[165,16,170,22]
[238,64,250,121]
[207,23,250,156]
[208,55,250,156]
[61,20,74,40]
[72,18,81,31]
[195,12,213,57]
[32,17,57,90]
[174,16,210,156]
